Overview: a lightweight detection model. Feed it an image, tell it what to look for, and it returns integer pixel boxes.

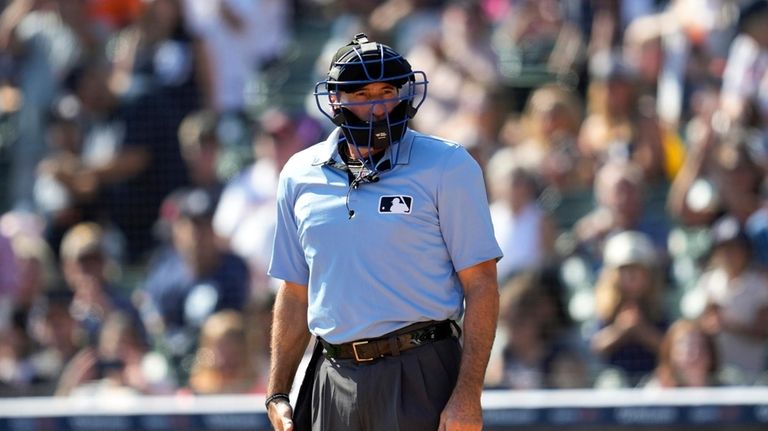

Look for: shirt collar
[311,127,414,167]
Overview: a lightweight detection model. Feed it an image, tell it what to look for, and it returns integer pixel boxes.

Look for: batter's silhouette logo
[379,195,413,214]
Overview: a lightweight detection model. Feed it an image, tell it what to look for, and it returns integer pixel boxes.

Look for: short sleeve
[437,146,503,271]
[268,169,310,285]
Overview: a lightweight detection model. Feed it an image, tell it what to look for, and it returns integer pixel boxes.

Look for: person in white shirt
[696,215,768,383]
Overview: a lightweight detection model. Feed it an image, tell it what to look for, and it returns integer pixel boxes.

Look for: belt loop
[388,335,400,356]
[449,320,462,338]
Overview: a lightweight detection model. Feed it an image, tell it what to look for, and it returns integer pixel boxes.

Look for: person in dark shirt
[589,231,669,387]
[36,56,196,264]
[103,90,192,261]
[139,187,249,380]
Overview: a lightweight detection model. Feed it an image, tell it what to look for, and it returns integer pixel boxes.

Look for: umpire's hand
[267,400,294,431]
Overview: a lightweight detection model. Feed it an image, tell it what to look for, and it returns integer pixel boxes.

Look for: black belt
[320,320,456,363]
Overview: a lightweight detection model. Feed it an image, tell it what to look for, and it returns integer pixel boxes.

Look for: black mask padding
[334,101,413,150]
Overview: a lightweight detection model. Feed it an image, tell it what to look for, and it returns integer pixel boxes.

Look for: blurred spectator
[578,51,667,182]
[719,0,768,135]
[33,53,193,263]
[0,225,19,307]
[668,129,764,223]
[176,109,226,193]
[243,292,273,389]
[175,108,253,194]
[55,310,171,396]
[648,0,732,133]
[140,187,249,380]
[106,103,195,263]
[32,58,131,257]
[0,212,49,396]
[583,0,662,71]
[502,83,591,192]
[33,92,94,255]
[109,0,198,103]
[486,278,550,390]
[643,318,721,388]
[90,0,201,261]
[9,232,58,314]
[668,128,768,266]
[621,12,663,98]
[485,149,557,283]
[213,108,320,297]
[491,0,569,86]
[695,215,768,384]
[573,159,669,269]
[486,270,589,389]
[589,230,669,387]
[183,310,263,394]
[621,10,694,182]
[713,136,766,234]
[405,0,501,158]
[366,0,443,50]
[0,308,34,395]
[535,266,579,343]
[182,0,292,113]
[0,0,100,210]
[60,221,142,345]
[0,224,59,396]
[420,0,498,86]
[24,289,83,395]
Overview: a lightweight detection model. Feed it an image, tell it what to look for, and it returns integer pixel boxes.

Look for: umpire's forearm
[454,260,500,398]
[267,281,312,395]
[455,287,499,398]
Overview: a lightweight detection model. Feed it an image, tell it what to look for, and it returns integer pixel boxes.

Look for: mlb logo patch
[379,195,413,214]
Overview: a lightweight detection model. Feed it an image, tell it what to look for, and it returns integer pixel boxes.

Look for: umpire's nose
[371,101,387,120]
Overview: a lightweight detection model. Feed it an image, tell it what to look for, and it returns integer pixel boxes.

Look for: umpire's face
[338,82,400,122]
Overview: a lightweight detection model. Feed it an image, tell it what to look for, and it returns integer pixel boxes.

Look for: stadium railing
[1,387,768,431]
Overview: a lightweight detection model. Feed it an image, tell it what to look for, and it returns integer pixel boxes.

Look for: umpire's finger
[267,401,293,431]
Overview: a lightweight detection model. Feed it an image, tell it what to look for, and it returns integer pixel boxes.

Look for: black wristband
[265,392,291,409]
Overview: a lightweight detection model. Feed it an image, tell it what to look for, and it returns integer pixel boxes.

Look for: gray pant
[311,337,462,431]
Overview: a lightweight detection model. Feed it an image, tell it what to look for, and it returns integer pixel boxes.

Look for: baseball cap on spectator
[603,231,656,268]
[60,222,106,262]
[177,188,219,221]
[709,216,750,249]
[156,188,219,238]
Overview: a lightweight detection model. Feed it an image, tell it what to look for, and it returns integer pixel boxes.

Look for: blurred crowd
[0,0,768,398]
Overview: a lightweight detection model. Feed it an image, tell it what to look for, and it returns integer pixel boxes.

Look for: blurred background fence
[2,388,768,431]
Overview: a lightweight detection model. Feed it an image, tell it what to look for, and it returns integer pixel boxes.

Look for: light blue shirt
[269,128,502,344]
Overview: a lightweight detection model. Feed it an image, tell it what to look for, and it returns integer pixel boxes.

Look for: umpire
[266,33,502,431]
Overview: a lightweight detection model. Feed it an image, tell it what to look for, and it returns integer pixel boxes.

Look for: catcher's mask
[314,33,428,166]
